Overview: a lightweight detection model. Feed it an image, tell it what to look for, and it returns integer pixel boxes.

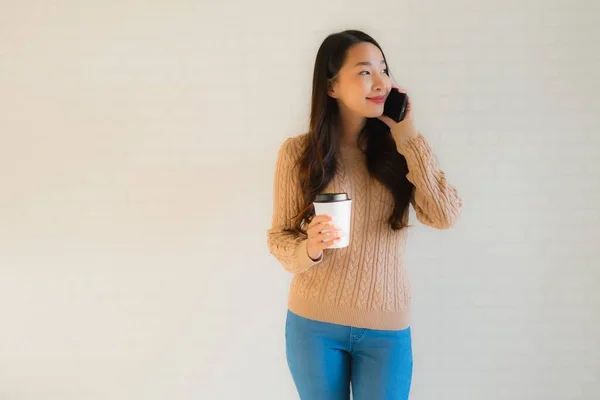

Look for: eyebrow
[354,60,387,67]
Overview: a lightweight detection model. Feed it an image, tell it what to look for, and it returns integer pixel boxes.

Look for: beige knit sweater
[267,119,462,330]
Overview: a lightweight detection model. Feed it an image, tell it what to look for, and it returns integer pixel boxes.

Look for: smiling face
[328,42,392,118]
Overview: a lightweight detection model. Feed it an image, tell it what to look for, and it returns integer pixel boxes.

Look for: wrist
[307,249,322,262]
[391,118,417,138]
[306,243,322,261]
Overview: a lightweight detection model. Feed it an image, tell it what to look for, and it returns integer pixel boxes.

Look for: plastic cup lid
[314,193,350,203]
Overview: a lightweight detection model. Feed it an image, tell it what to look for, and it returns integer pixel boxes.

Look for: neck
[338,104,366,148]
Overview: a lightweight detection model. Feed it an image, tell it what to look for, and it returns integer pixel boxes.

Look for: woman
[267,29,462,400]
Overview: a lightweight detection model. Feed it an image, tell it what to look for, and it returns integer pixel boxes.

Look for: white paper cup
[313,193,352,249]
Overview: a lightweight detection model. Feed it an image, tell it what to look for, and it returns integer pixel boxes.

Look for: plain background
[1,0,599,399]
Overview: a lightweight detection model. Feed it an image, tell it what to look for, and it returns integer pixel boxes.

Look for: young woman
[267,29,462,400]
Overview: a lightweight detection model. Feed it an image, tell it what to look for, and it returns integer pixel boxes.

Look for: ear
[327,79,339,98]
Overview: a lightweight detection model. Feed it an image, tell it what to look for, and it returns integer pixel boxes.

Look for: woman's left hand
[377,84,413,129]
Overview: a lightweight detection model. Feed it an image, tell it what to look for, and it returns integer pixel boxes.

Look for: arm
[391,120,462,229]
[266,137,323,273]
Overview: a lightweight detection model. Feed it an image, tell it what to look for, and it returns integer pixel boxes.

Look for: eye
[359,69,389,76]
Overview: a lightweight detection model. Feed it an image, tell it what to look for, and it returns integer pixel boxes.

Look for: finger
[314,230,342,243]
[311,237,342,250]
[308,214,333,227]
[306,220,335,233]
[323,237,342,248]
[308,223,339,238]
[307,220,335,235]
[390,82,406,92]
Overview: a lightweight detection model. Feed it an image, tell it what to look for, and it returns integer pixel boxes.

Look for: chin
[364,103,384,118]
[363,108,384,118]
[348,103,383,119]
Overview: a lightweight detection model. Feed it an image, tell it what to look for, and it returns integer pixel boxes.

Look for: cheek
[337,78,373,110]
[345,80,370,103]
[356,78,371,93]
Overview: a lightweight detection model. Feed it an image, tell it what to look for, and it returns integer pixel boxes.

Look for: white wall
[1,0,599,399]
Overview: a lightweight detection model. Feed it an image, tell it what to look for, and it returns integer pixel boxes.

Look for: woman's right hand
[306,215,342,261]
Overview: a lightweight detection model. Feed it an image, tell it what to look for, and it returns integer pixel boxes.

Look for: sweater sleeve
[391,120,462,229]
[267,137,323,273]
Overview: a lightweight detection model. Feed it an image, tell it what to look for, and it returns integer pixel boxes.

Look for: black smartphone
[383,88,408,123]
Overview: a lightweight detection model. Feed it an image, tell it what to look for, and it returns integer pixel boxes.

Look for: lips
[367,95,386,104]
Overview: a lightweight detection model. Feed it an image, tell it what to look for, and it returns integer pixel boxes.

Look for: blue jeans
[285,310,413,400]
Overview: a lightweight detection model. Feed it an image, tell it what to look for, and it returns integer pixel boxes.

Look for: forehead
[344,42,385,65]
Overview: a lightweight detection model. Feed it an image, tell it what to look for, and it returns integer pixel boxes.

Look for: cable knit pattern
[267,128,462,330]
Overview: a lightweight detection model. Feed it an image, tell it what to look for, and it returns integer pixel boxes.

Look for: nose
[374,76,387,92]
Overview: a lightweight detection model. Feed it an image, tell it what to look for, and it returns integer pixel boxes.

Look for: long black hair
[293,29,414,232]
